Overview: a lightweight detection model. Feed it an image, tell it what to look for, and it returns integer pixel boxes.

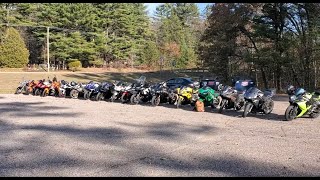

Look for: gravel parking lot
[0,94,319,177]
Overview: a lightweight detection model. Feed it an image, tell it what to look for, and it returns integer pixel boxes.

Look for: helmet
[188,83,194,88]
[70,81,77,86]
[193,81,200,89]
[286,85,295,95]
[295,88,306,96]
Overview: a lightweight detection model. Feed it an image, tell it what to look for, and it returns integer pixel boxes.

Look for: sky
[144,3,212,17]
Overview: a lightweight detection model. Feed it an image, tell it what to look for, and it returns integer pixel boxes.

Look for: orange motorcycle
[51,80,61,97]
[24,80,37,95]
[40,80,52,97]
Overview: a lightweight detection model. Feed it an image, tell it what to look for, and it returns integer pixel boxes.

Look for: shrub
[68,60,82,72]
[89,58,104,67]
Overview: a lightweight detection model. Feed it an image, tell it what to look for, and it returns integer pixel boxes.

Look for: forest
[0,3,319,91]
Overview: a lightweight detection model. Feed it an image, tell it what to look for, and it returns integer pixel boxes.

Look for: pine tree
[0,27,29,68]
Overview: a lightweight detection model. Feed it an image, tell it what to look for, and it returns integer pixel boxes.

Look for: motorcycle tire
[41,89,48,97]
[121,93,129,103]
[70,89,79,99]
[15,88,22,94]
[310,112,320,119]
[242,102,253,118]
[59,90,65,98]
[95,92,104,101]
[218,99,227,114]
[213,96,222,109]
[130,94,140,105]
[263,99,274,114]
[151,96,161,106]
[24,89,30,95]
[284,105,298,121]
[110,94,117,102]
[83,91,90,100]
[176,97,183,109]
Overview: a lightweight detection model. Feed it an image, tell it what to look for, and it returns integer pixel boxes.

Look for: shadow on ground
[0,95,315,176]
[0,101,78,118]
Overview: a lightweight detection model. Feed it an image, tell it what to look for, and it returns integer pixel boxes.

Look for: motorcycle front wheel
[176,96,183,109]
[242,102,253,118]
[70,89,79,99]
[218,99,227,114]
[83,91,90,100]
[284,105,298,121]
[110,94,117,102]
[15,88,22,94]
[130,94,140,105]
[151,96,161,106]
[95,92,104,101]
[121,93,130,103]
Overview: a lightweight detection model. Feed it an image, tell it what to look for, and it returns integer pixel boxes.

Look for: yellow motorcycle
[285,87,320,121]
[175,86,197,108]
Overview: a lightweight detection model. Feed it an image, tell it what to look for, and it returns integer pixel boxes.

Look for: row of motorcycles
[14,76,280,119]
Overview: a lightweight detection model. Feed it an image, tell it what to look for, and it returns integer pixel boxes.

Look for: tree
[0,27,29,68]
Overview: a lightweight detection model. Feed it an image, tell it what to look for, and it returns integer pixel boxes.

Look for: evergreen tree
[0,27,29,68]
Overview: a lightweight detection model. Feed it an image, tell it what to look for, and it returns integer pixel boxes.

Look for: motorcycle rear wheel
[263,100,274,114]
[310,112,320,119]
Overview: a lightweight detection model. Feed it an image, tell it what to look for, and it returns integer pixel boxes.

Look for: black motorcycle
[95,81,115,101]
[242,87,275,118]
[130,83,156,105]
[151,82,177,106]
[121,76,147,103]
[219,85,245,113]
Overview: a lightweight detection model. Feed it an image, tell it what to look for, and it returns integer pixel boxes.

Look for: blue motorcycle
[83,81,100,100]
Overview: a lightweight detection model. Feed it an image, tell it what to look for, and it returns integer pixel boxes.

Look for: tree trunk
[260,66,268,89]
[276,65,282,91]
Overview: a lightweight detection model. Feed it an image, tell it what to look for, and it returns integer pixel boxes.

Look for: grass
[0,68,213,94]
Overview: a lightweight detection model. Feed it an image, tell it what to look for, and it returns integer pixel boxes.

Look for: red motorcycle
[33,80,45,96]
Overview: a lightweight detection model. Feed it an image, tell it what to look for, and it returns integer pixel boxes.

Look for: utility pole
[47,26,50,72]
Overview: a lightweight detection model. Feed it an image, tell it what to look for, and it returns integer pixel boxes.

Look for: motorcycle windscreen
[264,88,276,97]
[235,80,255,92]
[244,87,260,99]
[222,86,234,95]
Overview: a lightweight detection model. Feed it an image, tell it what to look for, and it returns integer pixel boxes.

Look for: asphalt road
[0,94,319,177]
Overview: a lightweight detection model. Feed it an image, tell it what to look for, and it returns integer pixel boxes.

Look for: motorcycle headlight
[289,95,296,102]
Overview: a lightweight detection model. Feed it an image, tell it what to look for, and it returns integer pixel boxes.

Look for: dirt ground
[0,94,319,177]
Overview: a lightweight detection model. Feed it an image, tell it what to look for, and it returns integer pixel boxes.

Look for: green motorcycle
[193,86,222,108]
[285,88,320,121]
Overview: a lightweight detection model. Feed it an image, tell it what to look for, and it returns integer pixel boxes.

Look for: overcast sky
[144,3,212,17]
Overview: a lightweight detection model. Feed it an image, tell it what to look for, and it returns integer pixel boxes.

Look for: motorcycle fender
[296,101,310,118]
